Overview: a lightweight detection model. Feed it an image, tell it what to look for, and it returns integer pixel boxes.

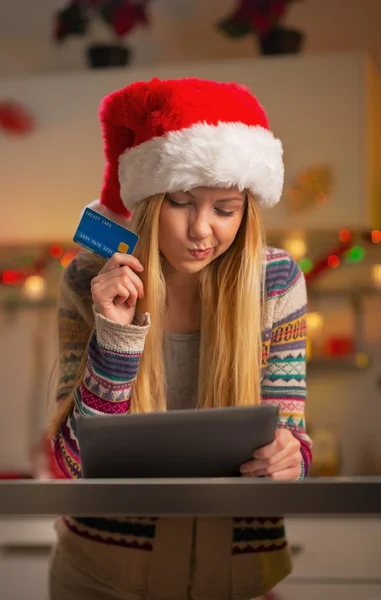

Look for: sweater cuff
[295,460,305,481]
[94,308,151,353]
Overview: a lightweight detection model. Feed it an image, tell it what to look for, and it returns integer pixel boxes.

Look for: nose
[188,207,213,240]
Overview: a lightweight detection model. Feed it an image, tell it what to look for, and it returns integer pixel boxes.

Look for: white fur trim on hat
[118,122,284,211]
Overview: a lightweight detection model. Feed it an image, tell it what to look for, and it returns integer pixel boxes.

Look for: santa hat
[90,78,284,221]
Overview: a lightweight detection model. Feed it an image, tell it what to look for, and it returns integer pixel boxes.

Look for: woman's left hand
[240,428,302,480]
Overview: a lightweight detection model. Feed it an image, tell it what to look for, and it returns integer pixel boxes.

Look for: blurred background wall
[1,0,380,478]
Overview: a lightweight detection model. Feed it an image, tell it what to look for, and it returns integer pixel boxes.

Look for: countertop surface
[1,476,380,516]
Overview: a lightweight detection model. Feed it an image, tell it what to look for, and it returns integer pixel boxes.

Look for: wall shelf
[307,355,371,373]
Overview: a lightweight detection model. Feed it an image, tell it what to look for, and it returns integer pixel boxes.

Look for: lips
[188,248,214,259]
[189,248,212,252]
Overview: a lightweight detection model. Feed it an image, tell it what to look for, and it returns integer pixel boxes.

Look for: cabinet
[0,517,55,600]
[285,517,381,580]
[266,518,381,600]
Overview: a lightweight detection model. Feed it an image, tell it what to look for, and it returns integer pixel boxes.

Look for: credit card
[73,208,139,259]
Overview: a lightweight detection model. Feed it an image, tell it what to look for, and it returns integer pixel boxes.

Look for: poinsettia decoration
[217,0,301,40]
[53,0,152,43]
[0,101,35,135]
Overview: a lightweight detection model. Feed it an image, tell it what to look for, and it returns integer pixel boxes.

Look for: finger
[240,459,265,474]
[92,270,143,302]
[264,455,301,476]
[100,252,144,275]
[118,266,144,299]
[253,429,298,460]
[240,461,254,474]
[115,281,138,308]
[242,462,302,479]
[242,436,300,474]
[255,441,300,470]
[93,281,137,308]
[114,286,134,306]
[240,451,297,474]
[94,268,144,300]
[269,466,302,481]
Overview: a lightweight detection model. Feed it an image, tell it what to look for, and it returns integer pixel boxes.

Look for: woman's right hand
[91,253,145,325]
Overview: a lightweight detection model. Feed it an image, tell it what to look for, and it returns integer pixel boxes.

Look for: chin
[172,259,211,274]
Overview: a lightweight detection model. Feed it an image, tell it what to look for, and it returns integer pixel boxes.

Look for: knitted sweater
[52,248,312,600]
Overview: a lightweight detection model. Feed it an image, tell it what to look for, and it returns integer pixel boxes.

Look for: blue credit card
[73,208,139,259]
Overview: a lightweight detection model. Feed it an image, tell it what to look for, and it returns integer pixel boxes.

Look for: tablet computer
[77,404,279,478]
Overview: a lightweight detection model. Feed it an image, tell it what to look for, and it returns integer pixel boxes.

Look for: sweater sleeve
[261,252,312,478]
[52,255,150,479]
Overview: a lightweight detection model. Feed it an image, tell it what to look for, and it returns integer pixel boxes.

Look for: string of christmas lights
[0,230,380,290]
[0,245,77,287]
[299,229,381,283]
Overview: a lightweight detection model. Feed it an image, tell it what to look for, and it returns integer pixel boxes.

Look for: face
[158,186,246,276]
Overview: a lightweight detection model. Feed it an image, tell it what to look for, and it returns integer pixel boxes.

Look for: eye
[216,208,236,217]
[167,198,189,208]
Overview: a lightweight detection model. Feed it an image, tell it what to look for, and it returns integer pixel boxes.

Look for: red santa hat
[89,78,284,221]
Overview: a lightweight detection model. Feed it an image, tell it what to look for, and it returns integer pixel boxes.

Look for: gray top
[164,331,200,410]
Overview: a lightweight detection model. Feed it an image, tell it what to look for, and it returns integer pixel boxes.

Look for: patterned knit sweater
[52,248,312,600]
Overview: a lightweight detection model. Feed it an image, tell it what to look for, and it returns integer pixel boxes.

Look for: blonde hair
[49,192,266,436]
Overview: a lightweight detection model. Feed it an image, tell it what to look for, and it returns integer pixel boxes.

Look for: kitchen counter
[1,478,381,600]
[0,476,380,517]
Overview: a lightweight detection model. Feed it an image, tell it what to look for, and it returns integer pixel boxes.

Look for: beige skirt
[49,516,284,600]
[49,543,263,600]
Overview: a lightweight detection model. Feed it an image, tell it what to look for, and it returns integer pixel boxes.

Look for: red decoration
[218,0,299,39]
[0,101,35,135]
[339,228,352,243]
[305,241,352,284]
[111,1,150,37]
[54,0,152,42]
[247,0,288,38]
[2,270,18,285]
[49,244,64,258]
[323,337,354,358]
[327,254,340,269]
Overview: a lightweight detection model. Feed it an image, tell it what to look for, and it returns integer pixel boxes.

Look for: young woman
[49,77,312,600]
